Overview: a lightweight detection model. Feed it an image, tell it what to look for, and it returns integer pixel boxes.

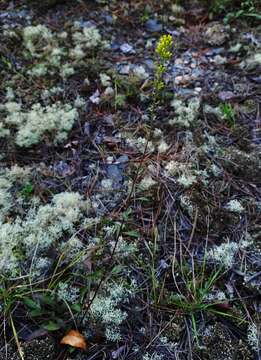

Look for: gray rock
[218,91,236,101]
[205,48,225,56]
[175,88,198,97]
[213,55,227,65]
[145,19,162,32]
[117,64,131,75]
[250,76,261,84]
[106,164,122,181]
[120,43,135,54]
[106,155,129,187]
[117,155,129,169]
[144,59,155,70]
[104,14,113,24]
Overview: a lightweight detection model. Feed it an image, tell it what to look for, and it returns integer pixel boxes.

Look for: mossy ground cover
[0,0,260,359]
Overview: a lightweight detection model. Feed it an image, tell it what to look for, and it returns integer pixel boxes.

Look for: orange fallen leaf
[60,330,87,350]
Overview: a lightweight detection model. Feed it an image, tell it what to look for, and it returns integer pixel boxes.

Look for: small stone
[89,89,100,104]
[175,58,183,65]
[120,43,134,54]
[218,91,236,101]
[104,14,113,24]
[250,76,261,84]
[213,55,227,65]
[195,87,202,93]
[144,59,155,70]
[176,88,197,97]
[142,114,150,121]
[206,48,225,56]
[174,74,192,85]
[191,68,203,78]
[118,64,130,75]
[145,19,162,32]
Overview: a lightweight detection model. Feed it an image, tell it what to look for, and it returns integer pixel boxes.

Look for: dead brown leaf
[60,330,88,350]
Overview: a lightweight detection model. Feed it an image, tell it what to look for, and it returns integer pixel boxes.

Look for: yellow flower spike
[156,34,173,61]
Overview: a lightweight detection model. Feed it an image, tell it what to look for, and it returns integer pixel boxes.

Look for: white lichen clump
[165,160,187,176]
[207,241,239,269]
[180,195,195,216]
[72,22,104,49]
[57,282,80,304]
[0,166,31,220]
[206,236,251,269]
[23,24,53,56]
[225,199,244,213]
[204,290,227,302]
[169,98,200,128]
[101,179,113,190]
[165,160,197,188]
[109,236,137,257]
[133,65,149,80]
[22,22,106,79]
[41,86,63,100]
[0,176,13,219]
[0,192,90,277]
[100,73,112,87]
[89,284,131,341]
[143,353,164,360]
[139,175,157,191]
[177,173,197,188]
[126,137,155,153]
[157,139,169,153]
[247,323,260,352]
[0,98,78,147]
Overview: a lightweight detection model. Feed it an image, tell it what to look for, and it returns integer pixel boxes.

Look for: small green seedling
[220,103,235,127]
[21,182,34,197]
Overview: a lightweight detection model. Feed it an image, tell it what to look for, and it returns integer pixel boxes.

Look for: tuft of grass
[151,250,246,346]
[210,0,261,22]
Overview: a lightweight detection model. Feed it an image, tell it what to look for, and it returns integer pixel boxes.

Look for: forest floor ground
[0,1,260,359]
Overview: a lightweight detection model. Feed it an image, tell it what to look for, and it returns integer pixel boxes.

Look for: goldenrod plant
[151,34,174,113]
[155,34,173,61]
